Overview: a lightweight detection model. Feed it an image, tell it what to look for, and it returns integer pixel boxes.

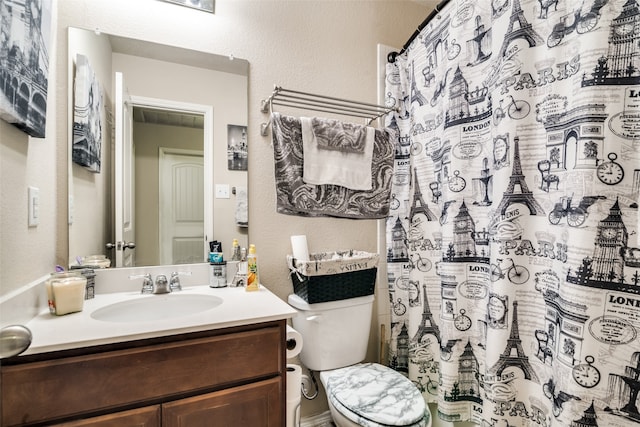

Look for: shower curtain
[384,0,639,426]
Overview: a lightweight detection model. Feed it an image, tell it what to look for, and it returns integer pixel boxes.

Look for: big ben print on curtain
[384,0,640,426]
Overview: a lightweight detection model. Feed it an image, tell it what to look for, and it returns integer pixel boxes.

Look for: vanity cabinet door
[1,323,285,426]
[51,406,160,427]
[162,377,282,427]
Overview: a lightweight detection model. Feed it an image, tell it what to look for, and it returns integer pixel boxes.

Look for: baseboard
[300,410,334,427]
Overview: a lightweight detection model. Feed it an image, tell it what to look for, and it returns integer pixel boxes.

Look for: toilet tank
[288,294,375,371]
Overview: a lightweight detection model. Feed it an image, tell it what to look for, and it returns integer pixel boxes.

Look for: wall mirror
[67,27,249,268]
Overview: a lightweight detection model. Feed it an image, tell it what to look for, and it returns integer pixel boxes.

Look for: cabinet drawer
[2,325,283,426]
[52,406,160,427]
[163,377,282,427]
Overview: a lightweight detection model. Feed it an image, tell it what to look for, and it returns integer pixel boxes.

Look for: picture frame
[72,54,103,173]
[227,124,247,171]
[160,0,215,13]
[0,0,53,138]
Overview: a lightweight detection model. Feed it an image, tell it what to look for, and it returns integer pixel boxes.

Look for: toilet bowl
[288,294,431,427]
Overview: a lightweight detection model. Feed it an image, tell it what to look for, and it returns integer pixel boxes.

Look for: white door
[159,149,204,264]
[114,72,136,267]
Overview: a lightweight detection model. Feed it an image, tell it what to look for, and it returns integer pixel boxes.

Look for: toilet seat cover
[325,363,427,426]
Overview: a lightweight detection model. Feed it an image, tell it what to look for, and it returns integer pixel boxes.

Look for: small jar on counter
[209,261,227,288]
[70,267,96,299]
[81,255,111,268]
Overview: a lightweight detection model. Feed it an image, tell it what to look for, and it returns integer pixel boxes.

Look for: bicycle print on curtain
[384,0,640,426]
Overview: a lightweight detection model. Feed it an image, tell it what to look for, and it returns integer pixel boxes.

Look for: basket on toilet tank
[287,250,378,303]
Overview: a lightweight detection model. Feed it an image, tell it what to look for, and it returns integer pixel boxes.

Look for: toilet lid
[325,363,427,426]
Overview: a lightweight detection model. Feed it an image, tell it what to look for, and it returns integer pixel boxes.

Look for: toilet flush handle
[306,314,322,322]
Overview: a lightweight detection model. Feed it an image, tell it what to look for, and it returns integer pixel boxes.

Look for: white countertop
[22,285,296,355]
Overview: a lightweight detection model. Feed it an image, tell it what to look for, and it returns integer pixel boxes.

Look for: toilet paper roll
[290,235,310,261]
[286,364,302,427]
[286,363,302,401]
[286,325,303,359]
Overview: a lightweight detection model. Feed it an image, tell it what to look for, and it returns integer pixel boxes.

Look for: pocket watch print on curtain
[384,0,640,426]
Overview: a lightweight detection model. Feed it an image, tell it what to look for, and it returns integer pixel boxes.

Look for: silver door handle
[122,241,136,250]
[107,241,136,250]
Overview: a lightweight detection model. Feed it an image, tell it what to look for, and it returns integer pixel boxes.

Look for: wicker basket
[287,251,378,303]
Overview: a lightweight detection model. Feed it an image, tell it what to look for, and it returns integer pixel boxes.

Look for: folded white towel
[235,186,248,227]
[301,117,374,190]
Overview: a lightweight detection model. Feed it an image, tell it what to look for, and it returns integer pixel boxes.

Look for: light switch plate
[28,186,39,227]
[215,184,230,199]
[68,195,74,225]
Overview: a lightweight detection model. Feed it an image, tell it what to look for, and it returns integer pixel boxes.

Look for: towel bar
[260,85,396,136]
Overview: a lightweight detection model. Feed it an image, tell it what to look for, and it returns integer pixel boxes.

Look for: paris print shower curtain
[384,0,640,426]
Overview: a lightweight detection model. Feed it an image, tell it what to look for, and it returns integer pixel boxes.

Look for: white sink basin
[91,293,223,323]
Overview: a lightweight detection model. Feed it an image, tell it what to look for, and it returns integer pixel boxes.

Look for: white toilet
[288,294,431,427]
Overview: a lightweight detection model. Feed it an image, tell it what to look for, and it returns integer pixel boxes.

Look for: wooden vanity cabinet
[1,321,286,427]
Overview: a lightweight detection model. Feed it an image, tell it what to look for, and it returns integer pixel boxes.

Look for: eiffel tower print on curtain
[488,301,540,382]
[495,136,545,216]
[498,0,543,58]
[410,168,438,223]
[412,284,442,347]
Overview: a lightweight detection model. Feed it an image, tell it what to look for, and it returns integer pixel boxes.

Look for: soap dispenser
[246,244,259,292]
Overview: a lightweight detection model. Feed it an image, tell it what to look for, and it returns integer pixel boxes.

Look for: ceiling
[108,34,248,76]
[132,106,204,129]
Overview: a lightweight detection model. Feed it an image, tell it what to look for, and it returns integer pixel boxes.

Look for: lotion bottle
[246,244,260,291]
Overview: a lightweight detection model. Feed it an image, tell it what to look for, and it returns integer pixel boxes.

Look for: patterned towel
[301,117,374,190]
[271,112,394,219]
[311,117,369,153]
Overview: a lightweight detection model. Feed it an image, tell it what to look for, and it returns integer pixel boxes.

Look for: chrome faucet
[153,274,170,294]
[130,273,154,294]
[130,271,191,294]
[170,271,191,292]
[170,272,182,292]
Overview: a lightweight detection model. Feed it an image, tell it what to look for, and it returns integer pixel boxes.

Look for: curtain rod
[388,0,451,63]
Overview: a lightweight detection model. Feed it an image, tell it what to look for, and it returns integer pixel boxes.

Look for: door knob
[122,241,136,250]
[107,241,136,250]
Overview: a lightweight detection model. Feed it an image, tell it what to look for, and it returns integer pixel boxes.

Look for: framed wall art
[227,124,247,171]
[0,0,53,138]
[159,0,215,13]
[72,54,103,173]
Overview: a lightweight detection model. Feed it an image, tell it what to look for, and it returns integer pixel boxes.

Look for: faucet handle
[169,271,191,292]
[130,273,153,294]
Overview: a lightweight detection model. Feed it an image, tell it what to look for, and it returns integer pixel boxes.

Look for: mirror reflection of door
[159,149,204,265]
[114,72,135,267]
[132,106,205,267]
